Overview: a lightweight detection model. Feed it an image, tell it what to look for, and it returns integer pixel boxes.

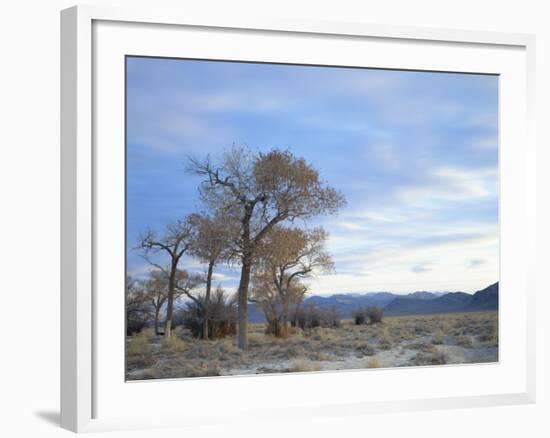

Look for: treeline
[127,277,385,337]
[127,146,347,350]
[126,275,237,338]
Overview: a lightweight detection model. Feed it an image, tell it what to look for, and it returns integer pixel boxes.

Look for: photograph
[125,56,499,381]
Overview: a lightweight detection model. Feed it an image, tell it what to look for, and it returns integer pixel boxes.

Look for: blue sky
[126,56,499,294]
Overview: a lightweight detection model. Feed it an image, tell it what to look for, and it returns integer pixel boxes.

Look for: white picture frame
[60,4,537,433]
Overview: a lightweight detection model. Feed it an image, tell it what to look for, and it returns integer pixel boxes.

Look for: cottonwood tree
[144,268,203,335]
[251,272,309,337]
[188,146,346,350]
[138,219,195,337]
[252,226,333,336]
[290,283,309,328]
[250,269,281,335]
[188,212,234,339]
[144,270,169,335]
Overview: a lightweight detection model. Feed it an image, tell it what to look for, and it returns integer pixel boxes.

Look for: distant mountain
[247,282,498,322]
[406,291,444,300]
[306,292,397,312]
[384,283,498,316]
[463,282,499,311]
[383,292,471,315]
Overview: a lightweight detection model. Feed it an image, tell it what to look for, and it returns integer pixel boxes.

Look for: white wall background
[0,1,547,437]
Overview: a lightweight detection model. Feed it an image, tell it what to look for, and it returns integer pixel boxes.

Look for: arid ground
[126,311,498,380]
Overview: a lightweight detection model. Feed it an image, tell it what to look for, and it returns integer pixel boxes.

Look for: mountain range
[248,282,498,322]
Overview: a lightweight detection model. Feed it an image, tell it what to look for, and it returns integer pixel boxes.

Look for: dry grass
[127,332,150,356]
[160,335,186,353]
[367,356,381,368]
[431,329,444,344]
[140,327,155,339]
[126,311,498,380]
[309,351,333,361]
[455,335,474,348]
[413,350,448,366]
[289,357,321,373]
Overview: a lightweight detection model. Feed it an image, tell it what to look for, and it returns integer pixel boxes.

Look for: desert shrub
[289,357,321,373]
[218,338,235,354]
[254,301,293,338]
[412,351,447,366]
[393,325,415,341]
[431,329,444,345]
[178,301,203,338]
[140,327,155,339]
[478,320,498,346]
[264,316,286,337]
[414,321,431,336]
[352,308,367,325]
[455,335,473,348]
[406,342,437,354]
[365,306,384,324]
[127,333,150,356]
[309,351,332,361]
[295,304,342,330]
[321,306,341,328]
[311,327,338,342]
[378,336,392,350]
[367,356,381,368]
[286,326,300,336]
[247,332,271,349]
[355,344,376,356]
[127,318,149,336]
[295,304,320,330]
[160,335,186,353]
[180,288,237,339]
[181,361,221,378]
[375,327,392,349]
[288,344,307,358]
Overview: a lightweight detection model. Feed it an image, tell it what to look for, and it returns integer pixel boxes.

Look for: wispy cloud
[469,259,487,268]
[412,262,435,273]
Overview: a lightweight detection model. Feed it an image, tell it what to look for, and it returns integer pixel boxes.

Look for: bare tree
[188,146,346,350]
[252,226,333,336]
[126,275,152,335]
[137,219,194,337]
[188,212,233,339]
[251,272,309,337]
[250,269,282,335]
[290,283,309,328]
[143,268,203,335]
[173,269,205,307]
[144,270,168,335]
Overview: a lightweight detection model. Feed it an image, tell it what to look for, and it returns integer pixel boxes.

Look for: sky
[126,56,499,295]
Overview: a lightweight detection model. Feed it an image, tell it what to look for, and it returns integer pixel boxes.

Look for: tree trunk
[237,205,253,351]
[237,257,252,351]
[281,296,289,337]
[164,262,177,338]
[202,261,214,339]
[154,306,161,335]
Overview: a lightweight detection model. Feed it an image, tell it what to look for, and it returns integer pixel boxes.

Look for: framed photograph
[61,5,536,433]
